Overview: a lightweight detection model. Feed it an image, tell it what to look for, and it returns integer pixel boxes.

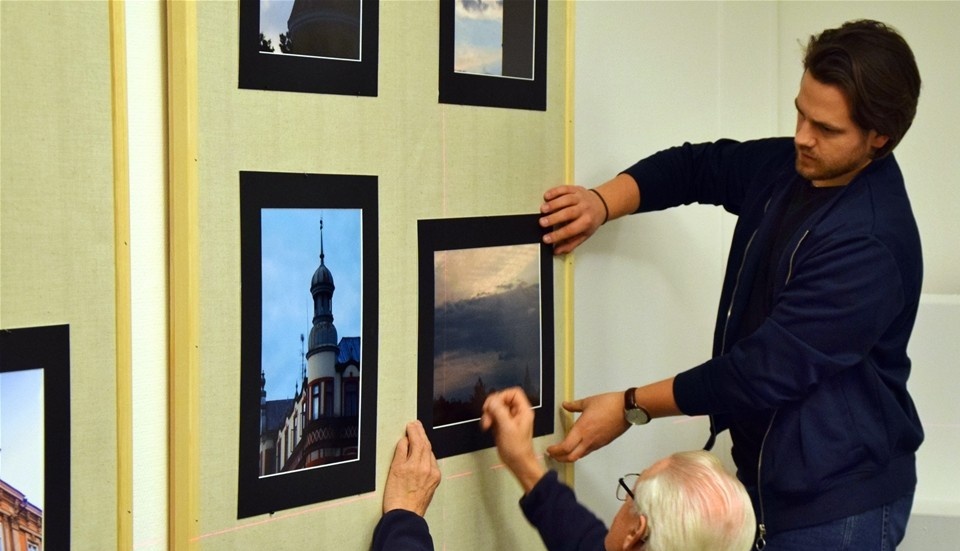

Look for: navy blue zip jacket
[370,471,607,551]
[623,137,923,534]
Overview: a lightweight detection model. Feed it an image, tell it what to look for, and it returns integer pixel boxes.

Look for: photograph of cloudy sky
[455,0,535,79]
[432,243,542,428]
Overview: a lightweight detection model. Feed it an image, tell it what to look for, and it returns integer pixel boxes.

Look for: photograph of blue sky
[260,208,362,403]
[455,0,505,75]
[258,0,362,59]
[259,0,295,52]
[0,369,44,509]
[433,243,542,410]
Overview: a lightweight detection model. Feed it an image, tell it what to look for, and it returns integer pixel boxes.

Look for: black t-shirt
[730,178,842,484]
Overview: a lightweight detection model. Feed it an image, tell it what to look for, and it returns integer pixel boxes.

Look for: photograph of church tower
[257,209,362,477]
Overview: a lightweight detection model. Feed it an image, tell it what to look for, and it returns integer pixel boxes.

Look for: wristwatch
[624,387,651,425]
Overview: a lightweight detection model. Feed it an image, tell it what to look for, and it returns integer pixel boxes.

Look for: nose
[795,120,815,149]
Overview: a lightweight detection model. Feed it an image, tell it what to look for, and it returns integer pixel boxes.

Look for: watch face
[625,407,650,425]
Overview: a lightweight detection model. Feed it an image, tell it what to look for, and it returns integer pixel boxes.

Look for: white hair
[632,450,756,551]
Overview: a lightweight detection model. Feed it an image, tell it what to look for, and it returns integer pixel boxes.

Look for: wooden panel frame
[167,1,200,547]
[164,0,571,547]
[109,0,134,546]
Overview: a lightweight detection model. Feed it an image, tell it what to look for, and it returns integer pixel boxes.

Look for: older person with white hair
[615,450,757,550]
[371,387,756,551]
[482,387,756,551]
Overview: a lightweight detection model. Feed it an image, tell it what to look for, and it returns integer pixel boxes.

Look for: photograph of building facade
[0,479,42,551]
[258,220,361,477]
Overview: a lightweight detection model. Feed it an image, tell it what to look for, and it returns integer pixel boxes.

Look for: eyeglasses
[617,473,640,502]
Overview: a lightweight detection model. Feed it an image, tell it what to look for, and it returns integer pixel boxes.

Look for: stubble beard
[795,147,871,186]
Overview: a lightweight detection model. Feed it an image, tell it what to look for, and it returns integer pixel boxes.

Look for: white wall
[571,1,960,545]
[570,0,777,522]
[907,295,960,516]
[126,1,168,549]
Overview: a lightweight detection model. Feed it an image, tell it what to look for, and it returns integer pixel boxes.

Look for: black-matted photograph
[418,214,554,458]
[237,171,378,518]
[239,0,379,96]
[439,0,547,110]
[0,324,70,549]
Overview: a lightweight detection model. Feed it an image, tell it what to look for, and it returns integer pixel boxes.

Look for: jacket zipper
[720,230,757,354]
[706,227,759,453]
[754,410,777,550]
[754,229,809,550]
[785,230,809,285]
[722,196,772,353]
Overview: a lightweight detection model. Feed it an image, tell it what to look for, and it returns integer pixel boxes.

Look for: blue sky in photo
[260,208,362,403]
[258,0,362,59]
[455,0,504,75]
[259,0,295,51]
[0,369,44,509]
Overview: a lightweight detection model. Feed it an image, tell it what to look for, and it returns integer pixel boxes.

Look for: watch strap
[624,387,638,410]
[623,387,651,425]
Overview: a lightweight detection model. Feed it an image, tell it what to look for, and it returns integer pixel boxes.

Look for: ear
[869,131,890,151]
[621,514,648,551]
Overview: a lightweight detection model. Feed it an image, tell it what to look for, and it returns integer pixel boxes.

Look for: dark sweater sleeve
[370,509,434,551]
[623,138,795,216]
[519,471,608,551]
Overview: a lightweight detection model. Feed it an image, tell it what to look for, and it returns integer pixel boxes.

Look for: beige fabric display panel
[1,1,122,548]
[177,1,568,549]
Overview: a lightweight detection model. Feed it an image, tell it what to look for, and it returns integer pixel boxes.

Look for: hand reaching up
[546,392,630,462]
[382,420,441,516]
[481,388,546,493]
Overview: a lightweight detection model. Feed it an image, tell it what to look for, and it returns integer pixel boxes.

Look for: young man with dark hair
[540,19,923,549]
